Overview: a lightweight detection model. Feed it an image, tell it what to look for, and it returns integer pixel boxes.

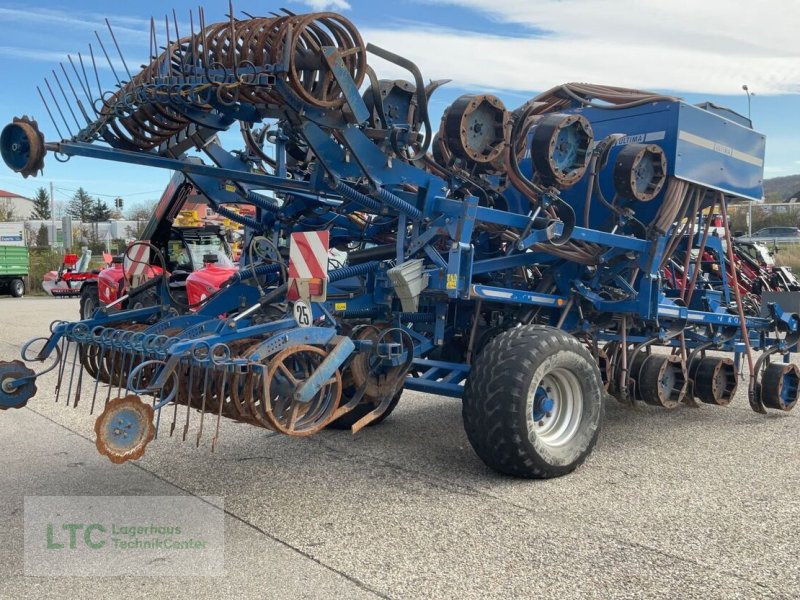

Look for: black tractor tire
[130,288,161,310]
[129,289,162,324]
[326,389,402,430]
[9,278,24,298]
[462,325,604,478]
[80,284,99,320]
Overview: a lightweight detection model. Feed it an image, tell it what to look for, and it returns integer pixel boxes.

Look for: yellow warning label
[446,274,458,290]
[224,183,236,192]
[334,302,347,311]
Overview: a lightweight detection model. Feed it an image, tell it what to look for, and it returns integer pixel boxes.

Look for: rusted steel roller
[348,325,409,401]
[261,344,342,436]
[94,395,156,464]
[95,12,366,151]
[530,113,593,187]
[760,362,800,411]
[225,340,268,424]
[0,116,45,178]
[630,353,686,409]
[440,94,509,172]
[613,143,667,202]
[688,356,737,406]
[269,12,367,109]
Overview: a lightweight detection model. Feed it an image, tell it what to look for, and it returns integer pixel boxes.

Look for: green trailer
[0,245,29,297]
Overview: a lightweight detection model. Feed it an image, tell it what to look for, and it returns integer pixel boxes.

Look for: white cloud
[299,0,352,11]
[361,0,800,96]
[0,46,71,63]
[0,46,144,75]
[0,7,149,39]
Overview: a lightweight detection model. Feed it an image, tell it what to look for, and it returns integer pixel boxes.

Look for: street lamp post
[742,84,754,122]
[742,84,755,236]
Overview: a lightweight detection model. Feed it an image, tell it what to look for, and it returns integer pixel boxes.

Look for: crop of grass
[26,249,108,295]
[27,249,65,295]
[773,244,800,273]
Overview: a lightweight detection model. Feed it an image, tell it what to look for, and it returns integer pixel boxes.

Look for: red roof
[0,189,31,200]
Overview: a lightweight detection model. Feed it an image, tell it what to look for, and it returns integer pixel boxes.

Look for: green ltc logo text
[47,524,106,549]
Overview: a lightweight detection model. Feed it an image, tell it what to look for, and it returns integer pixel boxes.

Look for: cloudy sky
[0,0,797,208]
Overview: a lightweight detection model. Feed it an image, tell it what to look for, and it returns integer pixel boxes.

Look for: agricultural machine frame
[0,6,798,478]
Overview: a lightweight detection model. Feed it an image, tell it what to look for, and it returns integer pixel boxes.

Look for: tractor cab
[79,174,239,319]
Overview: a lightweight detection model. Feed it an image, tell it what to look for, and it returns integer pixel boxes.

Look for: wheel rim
[529,368,584,447]
[83,296,97,319]
[13,281,22,295]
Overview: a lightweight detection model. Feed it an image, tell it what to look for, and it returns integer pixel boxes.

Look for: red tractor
[42,250,111,298]
[79,174,237,319]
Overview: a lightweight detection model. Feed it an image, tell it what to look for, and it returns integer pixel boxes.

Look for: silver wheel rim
[83,297,96,319]
[529,367,583,447]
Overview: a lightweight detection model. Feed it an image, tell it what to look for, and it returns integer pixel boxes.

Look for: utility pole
[50,181,55,249]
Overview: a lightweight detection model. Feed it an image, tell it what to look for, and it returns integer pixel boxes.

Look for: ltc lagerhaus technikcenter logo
[45,522,209,550]
[25,496,224,576]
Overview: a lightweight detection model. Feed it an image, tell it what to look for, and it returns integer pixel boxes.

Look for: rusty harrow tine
[64,341,80,408]
[52,70,81,131]
[182,358,196,442]
[154,388,163,439]
[89,341,105,415]
[169,397,179,437]
[115,348,125,397]
[43,78,74,138]
[105,19,132,82]
[164,15,172,78]
[116,346,129,398]
[196,364,211,447]
[89,329,111,414]
[88,44,104,109]
[211,367,229,453]
[189,10,196,72]
[127,338,145,396]
[54,338,69,403]
[36,85,64,140]
[104,338,118,407]
[72,345,85,408]
[169,358,183,437]
[172,10,184,76]
[60,63,92,125]
[67,55,93,111]
[123,347,133,395]
[94,30,122,88]
[149,17,157,62]
[76,53,100,116]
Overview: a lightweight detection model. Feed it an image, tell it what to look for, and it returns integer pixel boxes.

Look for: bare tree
[0,199,16,221]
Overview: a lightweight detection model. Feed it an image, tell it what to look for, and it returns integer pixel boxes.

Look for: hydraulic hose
[329,261,379,282]
[334,181,383,213]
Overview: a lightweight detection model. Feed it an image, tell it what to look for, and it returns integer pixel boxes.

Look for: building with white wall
[27,219,142,249]
[0,189,34,219]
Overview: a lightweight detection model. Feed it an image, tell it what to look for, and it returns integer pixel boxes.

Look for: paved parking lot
[1,297,799,599]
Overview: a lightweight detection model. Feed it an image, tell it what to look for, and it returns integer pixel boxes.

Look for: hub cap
[530,368,584,447]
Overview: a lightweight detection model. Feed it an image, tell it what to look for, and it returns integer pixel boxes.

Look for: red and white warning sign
[123,242,152,285]
[287,231,329,303]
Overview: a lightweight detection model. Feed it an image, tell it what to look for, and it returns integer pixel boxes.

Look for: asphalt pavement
[1,296,799,599]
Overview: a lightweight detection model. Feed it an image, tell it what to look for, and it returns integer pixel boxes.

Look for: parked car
[736,226,800,244]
